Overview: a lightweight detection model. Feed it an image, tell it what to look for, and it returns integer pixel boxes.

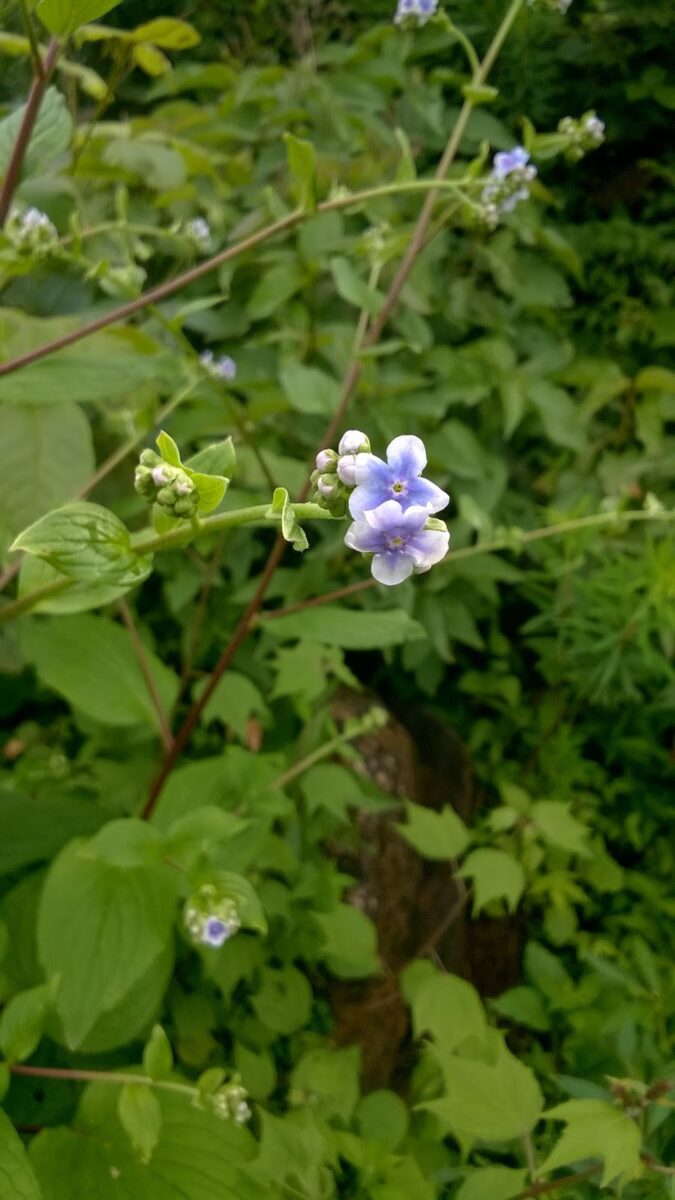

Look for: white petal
[371,551,414,586]
[386,434,427,478]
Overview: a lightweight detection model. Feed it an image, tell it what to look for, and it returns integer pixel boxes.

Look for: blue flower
[200,350,237,381]
[492,146,531,179]
[345,501,449,586]
[394,0,438,24]
[349,434,448,520]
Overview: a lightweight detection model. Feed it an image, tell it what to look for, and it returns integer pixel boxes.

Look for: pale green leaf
[13,502,152,587]
[0,982,52,1062]
[247,261,305,320]
[427,1040,543,1141]
[0,405,94,544]
[315,904,379,978]
[37,839,178,1049]
[143,1024,173,1080]
[402,963,487,1053]
[265,606,427,649]
[18,556,132,615]
[118,1084,162,1164]
[0,1109,43,1200]
[195,671,268,739]
[252,966,312,1034]
[291,1046,360,1122]
[38,0,122,36]
[185,437,236,479]
[283,132,317,210]
[278,362,340,416]
[456,1166,528,1200]
[0,87,71,178]
[19,613,178,730]
[461,848,525,913]
[330,257,382,314]
[531,801,591,857]
[540,1099,643,1188]
[491,986,550,1032]
[397,802,470,860]
[357,1090,409,1150]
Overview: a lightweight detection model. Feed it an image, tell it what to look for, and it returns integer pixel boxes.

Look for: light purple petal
[363,500,407,533]
[407,528,450,573]
[371,551,414,586]
[386,434,427,479]
[398,504,433,534]
[406,477,449,515]
[349,478,390,519]
[345,520,384,554]
[353,453,389,487]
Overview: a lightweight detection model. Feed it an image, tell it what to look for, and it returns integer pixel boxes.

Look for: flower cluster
[480,147,537,227]
[4,206,58,256]
[312,430,371,518]
[315,432,450,586]
[557,111,605,161]
[206,1078,251,1125]
[199,350,237,382]
[393,0,438,25]
[135,449,199,518]
[184,217,212,253]
[183,885,241,948]
[528,0,573,12]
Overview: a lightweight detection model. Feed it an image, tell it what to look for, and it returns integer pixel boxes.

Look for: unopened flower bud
[337,455,358,487]
[317,475,339,499]
[316,449,338,472]
[339,430,370,456]
[5,206,58,256]
[185,217,212,252]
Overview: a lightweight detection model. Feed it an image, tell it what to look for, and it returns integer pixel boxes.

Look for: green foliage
[0,1,673,1198]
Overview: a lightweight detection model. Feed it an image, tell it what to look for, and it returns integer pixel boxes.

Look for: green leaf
[0,405,94,545]
[143,1024,173,1080]
[234,1043,276,1101]
[195,671,268,739]
[266,487,308,551]
[265,606,427,649]
[357,1090,409,1150]
[18,555,133,614]
[531,801,591,857]
[278,362,340,416]
[402,962,487,1053]
[397,802,470,860]
[19,613,178,730]
[118,1083,162,1165]
[129,17,200,48]
[247,261,305,320]
[427,1040,544,1142]
[190,471,228,515]
[37,839,178,1049]
[330,257,382,314]
[490,986,550,1032]
[0,340,175,407]
[540,1100,643,1188]
[37,0,123,36]
[213,871,267,934]
[0,787,101,877]
[155,430,181,467]
[283,132,317,210]
[461,848,525,913]
[315,903,379,978]
[634,366,675,393]
[456,1166,527,1200]
[185,437,236,479]
[291,1046,360,1122]
[253,966,313,1034]
[29,1085,256,1200]
[0,982,53,1062]
[13,502,152,587]
[0,87,71,179]
[0,1108,43,1200]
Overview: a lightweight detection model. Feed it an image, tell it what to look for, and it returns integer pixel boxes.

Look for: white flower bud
[338,430,370,456]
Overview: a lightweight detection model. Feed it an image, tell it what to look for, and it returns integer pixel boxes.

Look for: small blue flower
[345,501,449,586]
[492,146,531,179]
[203,917,231,947]
[200,350,237,382]
[394,0,438,24]
[349,434,448,520]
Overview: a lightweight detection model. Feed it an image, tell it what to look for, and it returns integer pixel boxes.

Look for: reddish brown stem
[0,38,60,225]
[118,601,173,752]
[141,533,286,817]
[257,577,375,623]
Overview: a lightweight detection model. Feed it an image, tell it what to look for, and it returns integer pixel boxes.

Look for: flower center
[388,535,405,548]
[391,480,407,495]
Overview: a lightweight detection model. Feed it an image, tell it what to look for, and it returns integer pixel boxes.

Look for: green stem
[264,708,386,793]
[9,1062,194,1100]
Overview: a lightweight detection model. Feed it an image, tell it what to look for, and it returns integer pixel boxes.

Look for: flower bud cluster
[393,0,438,25]
[480,147,537,228]
[134,449,199,518]
[184,217,212,253]
[5,206,58,256]
[199,350,237,382]
[311,431,371,517]
[207,1079,252,1125]
[557,111,605,161]
[183,884,241,948]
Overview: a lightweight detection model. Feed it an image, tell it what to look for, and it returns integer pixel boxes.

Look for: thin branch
[417,880,471,960]
[512,1165,598,1200]
[0,37,60,225]
[257,578,374,623]
[118,601,173,751]
[17,0,44,79]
